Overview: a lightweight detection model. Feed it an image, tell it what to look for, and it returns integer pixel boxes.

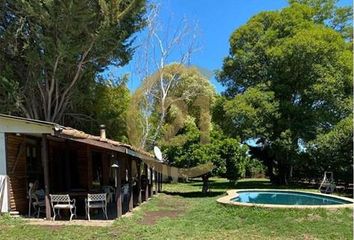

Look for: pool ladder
[319,171,336,194]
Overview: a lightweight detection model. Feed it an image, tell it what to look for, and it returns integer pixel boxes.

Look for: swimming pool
[217,189,354,208]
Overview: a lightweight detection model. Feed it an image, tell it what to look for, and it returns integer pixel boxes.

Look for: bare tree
[129,4,200,150]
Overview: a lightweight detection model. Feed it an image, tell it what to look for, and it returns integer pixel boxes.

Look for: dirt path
[140,194,188,225]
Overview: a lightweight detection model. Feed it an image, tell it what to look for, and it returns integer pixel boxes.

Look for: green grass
[0,178,352,239]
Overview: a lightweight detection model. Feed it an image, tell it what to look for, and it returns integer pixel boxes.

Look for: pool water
[231,191,352,205]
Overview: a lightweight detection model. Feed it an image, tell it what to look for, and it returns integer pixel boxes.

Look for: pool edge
[216,189,354,209]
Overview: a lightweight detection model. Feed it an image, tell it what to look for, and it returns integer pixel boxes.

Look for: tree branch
[53,38,95,121]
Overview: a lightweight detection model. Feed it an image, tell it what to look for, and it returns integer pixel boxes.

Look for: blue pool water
[231,191,352,205]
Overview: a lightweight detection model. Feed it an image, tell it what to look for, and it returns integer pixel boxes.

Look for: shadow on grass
[235,179,324,190]
[162,179,274,198]
[163,178,354,198]
[162,190,225,198]
[235,180,274,189]
[189,181,235,190]
[188,178,274,190]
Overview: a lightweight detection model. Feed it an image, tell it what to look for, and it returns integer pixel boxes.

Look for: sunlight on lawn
[0,178,351,240]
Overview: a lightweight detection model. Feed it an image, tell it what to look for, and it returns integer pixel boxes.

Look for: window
[91,151,103,189]
[26,144,43,186]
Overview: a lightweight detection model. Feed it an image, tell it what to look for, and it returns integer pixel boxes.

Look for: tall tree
[289,0,353,40]
[217,1,352,184]
[0,0,146,122]
[126,5,200,150]
[163,121,250,182]
[307,115,353,183]
[65,76,131,142]
[127,64,215,149]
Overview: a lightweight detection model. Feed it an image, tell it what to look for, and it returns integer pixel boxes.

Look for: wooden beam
[65,138,126,154]
[86,145,93,190]
[41,134,51,220]
[64,142,70,190]
[128,159,133,211]
[137,160,142,205]
[144,163,148,201]
[154,170,158,194]
[161,172,163,192]
[47,135,66,142]
[149,167,153,197]
[158,172,162,193]
[116,159,122,218]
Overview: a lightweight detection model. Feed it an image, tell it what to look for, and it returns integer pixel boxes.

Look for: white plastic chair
[85,193,108,221]
[50,194,76,221]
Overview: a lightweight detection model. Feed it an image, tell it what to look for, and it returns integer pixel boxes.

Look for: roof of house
[0,114,215,177]
[0,114,155,161]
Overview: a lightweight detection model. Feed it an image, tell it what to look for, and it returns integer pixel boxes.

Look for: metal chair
[49,194,76,221]
[28,183,45,218]
[102,186,115,203]
[85,193,108,221]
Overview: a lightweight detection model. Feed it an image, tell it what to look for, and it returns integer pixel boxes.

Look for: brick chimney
[100,124,106,140]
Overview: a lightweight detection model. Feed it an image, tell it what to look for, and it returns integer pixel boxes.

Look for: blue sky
[107,0,352,93]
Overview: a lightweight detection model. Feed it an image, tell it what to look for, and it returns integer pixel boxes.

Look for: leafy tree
[245,158,266,178]
[93,80,131,142]
[63,76,131,142]
[307,115,353,183]
[289,0,353,40]
[222,86,280,139]
[217,1,352,184]
[163,121,250,182]
[0,0,146,122]
[163,118,217,168]
[0,77,20,114]
[219,138,248,182]
[127,64,215,149]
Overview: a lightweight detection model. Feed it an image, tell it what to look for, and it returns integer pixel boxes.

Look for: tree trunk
[202,174,209,193]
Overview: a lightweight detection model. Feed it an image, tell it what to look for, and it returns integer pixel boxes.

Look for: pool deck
[217,189,354,209]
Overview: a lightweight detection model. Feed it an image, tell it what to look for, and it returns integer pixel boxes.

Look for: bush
[218,138,249,182]
[245,158,266,178]
[163,136,250,182]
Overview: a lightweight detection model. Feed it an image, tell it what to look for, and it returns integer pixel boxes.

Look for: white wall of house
[0,115,56,213]
[0,132,8,213]
[0,117,53,134]
[0,132,6,175]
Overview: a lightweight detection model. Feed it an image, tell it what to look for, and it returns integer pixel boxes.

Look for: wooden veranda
[0,114,163,220]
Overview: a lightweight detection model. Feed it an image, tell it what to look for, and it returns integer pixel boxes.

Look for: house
[0,114,163,220]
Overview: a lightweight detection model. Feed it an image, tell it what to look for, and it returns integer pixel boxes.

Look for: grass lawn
[0,178,352,240]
